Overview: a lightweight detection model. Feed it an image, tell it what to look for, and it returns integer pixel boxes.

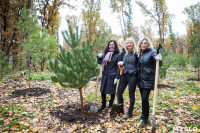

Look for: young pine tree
[49,20,99,109]
[17,5,37,89]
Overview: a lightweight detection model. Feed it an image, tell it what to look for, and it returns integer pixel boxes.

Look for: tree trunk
[78,88,83,109]
[27,36,31,89]
[197,51,199,80]
[198,66,199,80]
[41,59,45,71]
[26,0,32,9]
[41,63,43,72]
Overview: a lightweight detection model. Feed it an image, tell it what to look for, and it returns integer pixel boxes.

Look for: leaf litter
[0,68,199,132]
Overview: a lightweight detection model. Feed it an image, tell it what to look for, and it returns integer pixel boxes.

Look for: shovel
[152,44,162,133]
[110,61,124,118]
[90,65,100,113]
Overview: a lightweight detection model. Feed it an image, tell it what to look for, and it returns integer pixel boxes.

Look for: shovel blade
[152,115,156,133]
[90,106,98,113]
[110,104,123,118]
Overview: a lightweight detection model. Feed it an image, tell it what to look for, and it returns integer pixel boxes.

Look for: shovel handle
[94,77,99,105]
[152,59,159,132]
[152,44,162,132]
[153,43,162,115]
[152,60,159,115]
[94,64,100,106]
[118,65,124,75]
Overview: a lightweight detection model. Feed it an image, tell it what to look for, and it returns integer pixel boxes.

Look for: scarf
[101,49,114,66]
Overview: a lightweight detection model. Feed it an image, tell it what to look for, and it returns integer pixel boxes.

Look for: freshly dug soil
[187,78,200,81]
[11,87,51,97]
[158,84,175,89]
[50,103,107,125]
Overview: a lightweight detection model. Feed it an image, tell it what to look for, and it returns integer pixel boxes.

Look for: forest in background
[0,0,199,79]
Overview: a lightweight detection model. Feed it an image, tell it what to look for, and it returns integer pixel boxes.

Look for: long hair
[103,40,120,55]
[124,37,137,54]
[137,37,153,57]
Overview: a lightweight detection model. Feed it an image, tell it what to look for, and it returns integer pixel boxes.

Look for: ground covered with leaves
[0,67,199,132]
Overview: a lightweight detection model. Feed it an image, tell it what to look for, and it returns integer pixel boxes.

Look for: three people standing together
[97,37,162,128]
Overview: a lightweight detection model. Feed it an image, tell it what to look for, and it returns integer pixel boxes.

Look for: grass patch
[29,72,51,81]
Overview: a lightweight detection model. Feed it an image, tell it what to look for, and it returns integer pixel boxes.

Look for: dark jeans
[117,74,137,113]
[139,88,151,120]
[101,92,115,107]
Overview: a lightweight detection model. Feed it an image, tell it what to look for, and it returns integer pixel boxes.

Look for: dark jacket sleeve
[119,48,126,61]
[116,54,121,79]
[135,53,138,67]
[116,54,123,79]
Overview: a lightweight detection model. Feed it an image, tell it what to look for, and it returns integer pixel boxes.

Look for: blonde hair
[124,37,137,54]
[137,37,153,57]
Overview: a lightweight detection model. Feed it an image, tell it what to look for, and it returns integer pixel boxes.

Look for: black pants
[101,92,115,107]
[139,88,151,120]
[117,74,137,113]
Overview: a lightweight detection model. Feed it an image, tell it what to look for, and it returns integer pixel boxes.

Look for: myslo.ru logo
[173,126,198,132]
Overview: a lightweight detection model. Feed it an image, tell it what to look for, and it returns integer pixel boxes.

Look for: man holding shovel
[137,37,162,128]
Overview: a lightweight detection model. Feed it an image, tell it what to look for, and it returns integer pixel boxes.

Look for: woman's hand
[155,54,162,61]
[118,61,124,66]
[97,53,103,64]
[98,53,103,58]
[114,78,118,84]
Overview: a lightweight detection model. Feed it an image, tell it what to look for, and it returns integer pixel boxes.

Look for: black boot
[106,96,114,111]
[105,106,112,111]
[124,113,133,119]
[98,105,106,111]
[139,119,148,128]
[137,115,144,122]
[124,111,133,119]
[99,93,106,111]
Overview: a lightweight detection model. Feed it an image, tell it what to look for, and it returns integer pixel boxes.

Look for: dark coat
[122,51,138,75]
[100,53,120,94]
[137,48,157,89]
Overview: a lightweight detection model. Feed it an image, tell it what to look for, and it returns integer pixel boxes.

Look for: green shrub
[159,49,172,79]
[0,50,11,78]
[29,72,51,81]
[172,54,189,69]
[190,53,200,69]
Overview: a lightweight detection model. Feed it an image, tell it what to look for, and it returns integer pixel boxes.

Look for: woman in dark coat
[97,40,120,111]
[116,38,138,119]
[137,37,162,128]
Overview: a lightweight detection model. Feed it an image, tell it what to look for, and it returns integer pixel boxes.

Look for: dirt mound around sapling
[11,87,51,97]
